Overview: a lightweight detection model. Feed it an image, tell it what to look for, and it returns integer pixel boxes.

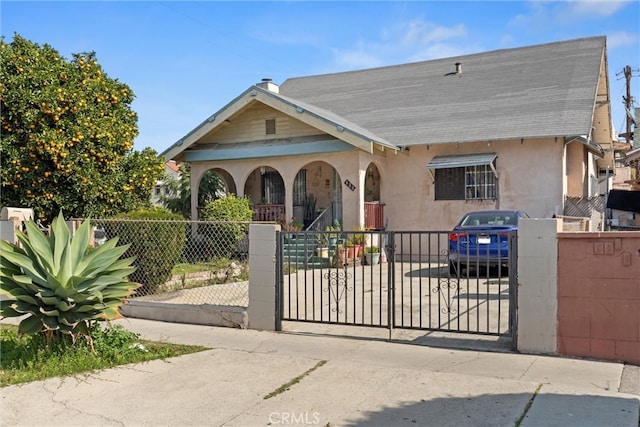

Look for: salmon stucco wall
[557,232,640,364]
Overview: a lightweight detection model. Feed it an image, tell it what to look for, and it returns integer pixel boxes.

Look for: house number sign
[344,179,356,191]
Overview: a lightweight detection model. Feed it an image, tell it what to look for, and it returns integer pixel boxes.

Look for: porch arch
[364,162,385,230]
[245,165,285,222]
[293,160,343,229]
[189,167,237,219]
[205,168,236,196]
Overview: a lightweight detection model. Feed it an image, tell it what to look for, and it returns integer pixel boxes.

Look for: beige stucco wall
[186,96,603,230]
[382,138,566,231]
[191,150,375,230]
[192,135,585,231]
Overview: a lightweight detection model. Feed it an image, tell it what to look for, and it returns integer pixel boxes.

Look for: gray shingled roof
[279,36,606,147]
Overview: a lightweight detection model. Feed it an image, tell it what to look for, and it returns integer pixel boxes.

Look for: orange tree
[0,34,164,224]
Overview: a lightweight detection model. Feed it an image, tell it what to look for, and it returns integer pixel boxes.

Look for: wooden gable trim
[163,88,260,161]
[252,89,383,154]
[164,86,398,162]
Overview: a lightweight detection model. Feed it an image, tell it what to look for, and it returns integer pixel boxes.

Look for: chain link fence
[84,219,250,308]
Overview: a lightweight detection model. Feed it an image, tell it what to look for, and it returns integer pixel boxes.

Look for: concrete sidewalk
[1,318,638,427]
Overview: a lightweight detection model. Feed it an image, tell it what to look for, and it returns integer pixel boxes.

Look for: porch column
[190,167,201,221]
[358,167,366,227]
[283,171,294,224]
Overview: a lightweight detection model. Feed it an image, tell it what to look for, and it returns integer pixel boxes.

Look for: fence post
[0,218,20,244]
[517,218,560,354]
[247,223,280,331]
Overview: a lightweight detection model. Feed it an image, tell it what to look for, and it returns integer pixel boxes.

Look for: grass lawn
[171,258,247,277]
[0,323,209,387]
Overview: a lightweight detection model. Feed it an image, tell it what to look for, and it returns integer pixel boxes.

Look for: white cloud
[409,43,476,62]
[606,30,638,49]
[565,0,630,17]
[333,47,384,69]
[331,18,470,69]
[510,0,634,28]
[508,1,552,30]
[401,20,467,46]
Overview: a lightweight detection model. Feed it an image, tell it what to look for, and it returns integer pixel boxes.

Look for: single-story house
[162,36,615,232]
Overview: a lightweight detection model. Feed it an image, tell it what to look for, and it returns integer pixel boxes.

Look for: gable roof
[162,85,397,161]
[164,36,607,160]
[279,36,606,147]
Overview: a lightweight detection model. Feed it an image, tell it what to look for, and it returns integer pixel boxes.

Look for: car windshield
[461,213,517,227]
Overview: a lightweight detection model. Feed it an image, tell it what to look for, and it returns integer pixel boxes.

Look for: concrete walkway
[1,318,638,426]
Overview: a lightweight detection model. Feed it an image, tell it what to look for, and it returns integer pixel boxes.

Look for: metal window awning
[426,152,498,181]
[565,135,605,157]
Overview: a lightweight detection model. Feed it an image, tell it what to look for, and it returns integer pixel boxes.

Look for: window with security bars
[465,164,496,199]
[293,169,307,206]
[435,163,497,200]
[261,172,285,204]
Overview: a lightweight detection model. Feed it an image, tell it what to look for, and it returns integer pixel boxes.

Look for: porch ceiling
[182,136,356,162]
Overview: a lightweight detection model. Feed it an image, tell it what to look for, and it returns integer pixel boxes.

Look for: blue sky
[2,1,639,154]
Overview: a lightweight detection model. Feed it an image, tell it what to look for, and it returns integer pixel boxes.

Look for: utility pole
[616,65,639,146]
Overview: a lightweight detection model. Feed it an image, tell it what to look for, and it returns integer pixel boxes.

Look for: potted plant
[279,216,303,231]
[316,231,329,258]
[349,227,368,259]
[323,222,341,248]
[364,245,380,265]
[280,217,303,242]
[332,243,348,267]
[345,235,358,260]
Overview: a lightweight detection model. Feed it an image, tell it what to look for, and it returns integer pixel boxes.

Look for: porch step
[282,236,318,268]
[282,235,364,270]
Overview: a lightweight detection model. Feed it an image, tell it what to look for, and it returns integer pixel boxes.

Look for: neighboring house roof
[165,160,180,174]
[625,146,640,164]
[163,36,607,160]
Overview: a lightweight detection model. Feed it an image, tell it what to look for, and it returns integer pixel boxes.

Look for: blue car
[448,210,529,275]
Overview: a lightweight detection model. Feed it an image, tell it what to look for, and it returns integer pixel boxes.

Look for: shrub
[0,212,139,344]
[365,245,380,254]
[199,195,253,260]
[101,208,186,294]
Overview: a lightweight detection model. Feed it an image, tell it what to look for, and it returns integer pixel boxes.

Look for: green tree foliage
[100,208,186,294]
[0,34,164,224]
[0,212,139,344]
[161,164,225,219]
[199,195,253,259]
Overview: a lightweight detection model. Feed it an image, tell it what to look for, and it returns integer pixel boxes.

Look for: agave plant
[0,212,140,343]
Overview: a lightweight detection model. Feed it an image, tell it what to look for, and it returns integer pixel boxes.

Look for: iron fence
[83,218,250,307]
[278,230,517,338]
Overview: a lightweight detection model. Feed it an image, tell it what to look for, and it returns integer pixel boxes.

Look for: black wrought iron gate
[276,230,517,343]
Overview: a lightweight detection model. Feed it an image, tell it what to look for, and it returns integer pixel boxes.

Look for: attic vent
[265,119,276,135]
[445,62,463,76]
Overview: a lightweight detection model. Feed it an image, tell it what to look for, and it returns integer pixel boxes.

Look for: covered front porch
[190,156,386,232]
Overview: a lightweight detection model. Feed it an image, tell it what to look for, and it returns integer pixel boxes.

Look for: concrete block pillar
[517,218,561,354]
[0,218,20,244]
[247,223,280,331]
